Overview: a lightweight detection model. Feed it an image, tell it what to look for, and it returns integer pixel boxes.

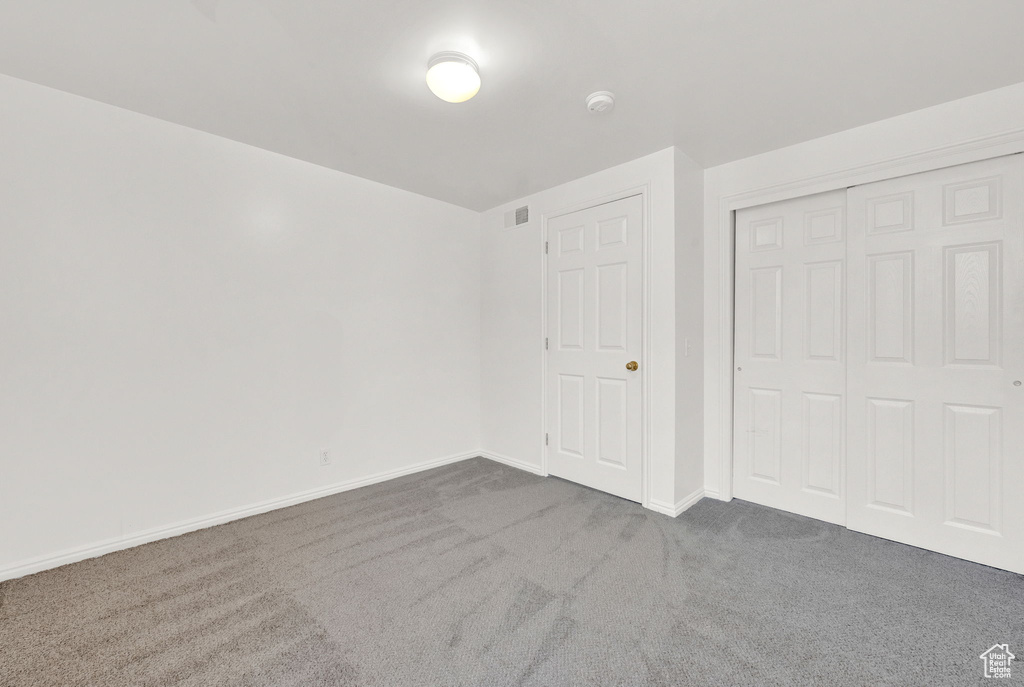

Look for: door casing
[712,132,1024,502]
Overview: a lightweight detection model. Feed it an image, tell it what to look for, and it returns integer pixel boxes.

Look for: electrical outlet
[319,448,331,466]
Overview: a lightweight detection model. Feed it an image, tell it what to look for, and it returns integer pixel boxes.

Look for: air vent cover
[503,205,530,228]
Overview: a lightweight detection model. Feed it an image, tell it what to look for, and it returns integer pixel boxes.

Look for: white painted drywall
[703,81,1024,499]
[0,74,481,575]
[480,148,691,510]
[674,149,704,504]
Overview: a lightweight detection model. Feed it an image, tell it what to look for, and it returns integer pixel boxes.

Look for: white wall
[703,81,1024,499]
[480,148,696,511]
[674,149,704,504]
[0,74,482,577]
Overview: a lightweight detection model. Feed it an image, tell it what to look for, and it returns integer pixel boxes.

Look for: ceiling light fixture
[426,51,480,103]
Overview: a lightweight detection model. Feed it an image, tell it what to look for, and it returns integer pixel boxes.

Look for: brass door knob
[626,361,639,371]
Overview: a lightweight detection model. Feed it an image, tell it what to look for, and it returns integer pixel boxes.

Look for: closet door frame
[709,130,1024,503]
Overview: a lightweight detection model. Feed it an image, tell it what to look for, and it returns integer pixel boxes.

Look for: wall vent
[504,205,530,228]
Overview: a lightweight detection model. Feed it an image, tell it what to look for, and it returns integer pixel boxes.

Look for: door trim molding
[541,185,652,507]
[710,127,1024,502]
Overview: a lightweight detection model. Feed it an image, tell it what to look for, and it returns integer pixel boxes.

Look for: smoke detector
[586,91,615,113]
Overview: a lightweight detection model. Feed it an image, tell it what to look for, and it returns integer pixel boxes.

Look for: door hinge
[544,241,548,254]
[545,433,549,446]
[545,337,548,350]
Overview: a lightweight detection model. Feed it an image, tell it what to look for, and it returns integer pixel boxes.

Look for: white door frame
[541,184,652,508]
[710,129,1024,502]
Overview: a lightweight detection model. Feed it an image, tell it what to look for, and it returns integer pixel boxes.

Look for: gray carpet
[1,458,1021,686]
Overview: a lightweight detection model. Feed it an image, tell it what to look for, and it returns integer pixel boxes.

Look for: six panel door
[846,154,1024,574]
[733,190,847,525]
[546,194,643,502]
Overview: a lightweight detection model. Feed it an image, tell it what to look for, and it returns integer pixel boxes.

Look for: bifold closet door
[846,154,1024,574]
[733,190,847,525]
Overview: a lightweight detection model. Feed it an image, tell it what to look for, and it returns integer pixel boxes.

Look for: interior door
[733,190,847,524]
[846,154,1024,574]
[546,194,643,502]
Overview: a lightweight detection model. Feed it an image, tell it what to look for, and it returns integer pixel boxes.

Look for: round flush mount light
[586,91,615,113]
[426,51,480,103]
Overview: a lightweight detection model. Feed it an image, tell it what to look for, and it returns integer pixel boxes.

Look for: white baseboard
[702,488,729,502]
[646,487,705,517]
[481,450,706,517]
[478,450,546,476]
[0,450,480,583]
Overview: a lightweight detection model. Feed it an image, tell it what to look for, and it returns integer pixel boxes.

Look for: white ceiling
[2,1,1024,210]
